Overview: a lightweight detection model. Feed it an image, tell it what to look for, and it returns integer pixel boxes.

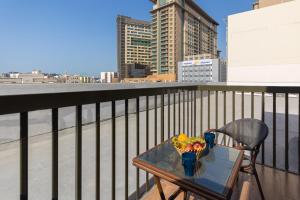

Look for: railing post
[20,112,28,200]
[261,92,265,165]
[52,108,59,200]
[111,101,116,200]
[273,93,277,168]
[145,96,149,191]
[125,99,129,199]
[76,105,82,200]
[96,103,100,200]
[155,96,158,146]
[161,93,164,142]
[285,93,289,171]
[136,98,140,199]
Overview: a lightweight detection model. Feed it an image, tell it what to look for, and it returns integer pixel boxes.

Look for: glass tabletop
[136,140,241,196]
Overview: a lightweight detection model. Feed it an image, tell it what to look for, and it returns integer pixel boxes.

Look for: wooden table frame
[133,144,244,200]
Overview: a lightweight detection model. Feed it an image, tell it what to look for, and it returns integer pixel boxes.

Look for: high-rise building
[117,15,152,80]
[149,0,218,75]
[253,0,292,9]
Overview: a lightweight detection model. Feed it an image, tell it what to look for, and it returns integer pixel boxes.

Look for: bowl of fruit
[171,133,206,160]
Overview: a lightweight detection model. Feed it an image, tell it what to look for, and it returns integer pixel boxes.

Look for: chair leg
[253,169,265,200]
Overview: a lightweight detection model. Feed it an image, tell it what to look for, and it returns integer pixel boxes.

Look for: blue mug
[204,132,215,148]
[182,152,196,176]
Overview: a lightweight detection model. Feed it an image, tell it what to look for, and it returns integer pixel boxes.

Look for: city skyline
[0,0,253,76]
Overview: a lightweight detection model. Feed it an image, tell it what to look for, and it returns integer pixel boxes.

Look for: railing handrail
[1,83,300,115]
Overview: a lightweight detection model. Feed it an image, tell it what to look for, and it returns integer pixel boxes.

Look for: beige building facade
[117,15,151,80]
[150,0,218,75]
[228,0,300,83]
[253,0,292,9]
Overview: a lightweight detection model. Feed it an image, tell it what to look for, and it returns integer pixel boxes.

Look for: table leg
[154,176,166,200]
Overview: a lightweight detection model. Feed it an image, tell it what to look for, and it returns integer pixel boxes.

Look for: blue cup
[182,152,196,176]
[204,132,215,148]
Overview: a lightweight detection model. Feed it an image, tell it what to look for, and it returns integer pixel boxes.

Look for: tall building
[228,0,300,83]
[117,15,152,80]
[150,0,218,75]
[253,0,292,9]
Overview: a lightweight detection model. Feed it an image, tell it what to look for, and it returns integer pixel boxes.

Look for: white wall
[227,0,300,83]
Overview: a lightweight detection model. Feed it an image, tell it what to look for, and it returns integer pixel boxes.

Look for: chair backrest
[216,118,269,150]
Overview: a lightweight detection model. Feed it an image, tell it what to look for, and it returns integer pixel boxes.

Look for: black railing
[0,83,300,200]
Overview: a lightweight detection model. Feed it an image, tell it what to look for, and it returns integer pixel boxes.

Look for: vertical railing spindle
[52,108,59,200]
[125,100,129,199]
[155,96,157,146]
[179,92,181,133]
[95,103,100,200]
[251,92,254,119]
[173,92,176,136]
[146,96,149,191]
[285,93,289,171]
[187,91,190,136]
[183,90,186,133]
[200,90,203,135]
[136,98,140,199]
[161,94,164,143]
[20,112,28,200]
[168,91,171,139]
[261,93,265,165]
[223,91,227,145]
[208,91,211,129]
[111,102,116,200]
[194,90,197,137]
[76,105,82,200]
[273,93,277,168]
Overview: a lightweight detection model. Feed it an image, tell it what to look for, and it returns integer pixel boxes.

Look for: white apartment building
[100,72,118,83]
[178,59,227,83]
[227,0,300,83]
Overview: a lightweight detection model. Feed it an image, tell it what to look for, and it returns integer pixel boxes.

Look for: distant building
[124,73,176,83]
[149,0,218,75]
[100,72,119,83]
[19,70,45,84]
[253,0,292,9]
[228,0,300,83]
[117,15,151,80]
[178,59,227,83]
[124,63,151,78]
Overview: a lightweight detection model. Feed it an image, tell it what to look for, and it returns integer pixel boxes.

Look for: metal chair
[207,118,269,200]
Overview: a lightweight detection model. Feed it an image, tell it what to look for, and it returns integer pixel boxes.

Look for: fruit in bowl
[172,133,206,160]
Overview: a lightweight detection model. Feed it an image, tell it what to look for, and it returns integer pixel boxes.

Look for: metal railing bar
[52,108,59,200]
[136,98,140,199]
[111,101,116,200]
[215,91,219,136]
[179,91,181,133]
[161,94,164,143]
[208,90,211,129]
[125,99,129,199]
[241,91,245,119]
[76,105,82,200]
[273,93,277,168]
[187,90,190,136]
[183,90,186,133]
[299,93,300,174]
[168,90,171,139]
[200,90,203,135]
[194,90,197,137]
[173,92,176,136]
[251,92,254,119]
[155,96,157,146]
[20,112,28,200]
[261,92,265,165]
[145,96,149,191]
[285,93,289,171]
[3,84,300,115]
[224,91,227,145]
[95,103,100,200]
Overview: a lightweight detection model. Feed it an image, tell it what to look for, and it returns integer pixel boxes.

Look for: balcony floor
[141,164,300,200]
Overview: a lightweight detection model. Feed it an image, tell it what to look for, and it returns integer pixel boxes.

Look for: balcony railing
[0,83,299,200]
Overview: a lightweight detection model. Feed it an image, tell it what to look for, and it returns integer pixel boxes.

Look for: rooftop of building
[117,15,151,26]
[150,0,219,25]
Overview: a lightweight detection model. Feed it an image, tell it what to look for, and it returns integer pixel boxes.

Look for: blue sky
[0,0,253,76]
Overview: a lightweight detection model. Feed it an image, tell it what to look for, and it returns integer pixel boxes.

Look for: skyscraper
[117,15,152,80]
[150,0,218,75]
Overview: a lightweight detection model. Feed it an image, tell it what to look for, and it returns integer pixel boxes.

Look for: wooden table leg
[154,176,166,200]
